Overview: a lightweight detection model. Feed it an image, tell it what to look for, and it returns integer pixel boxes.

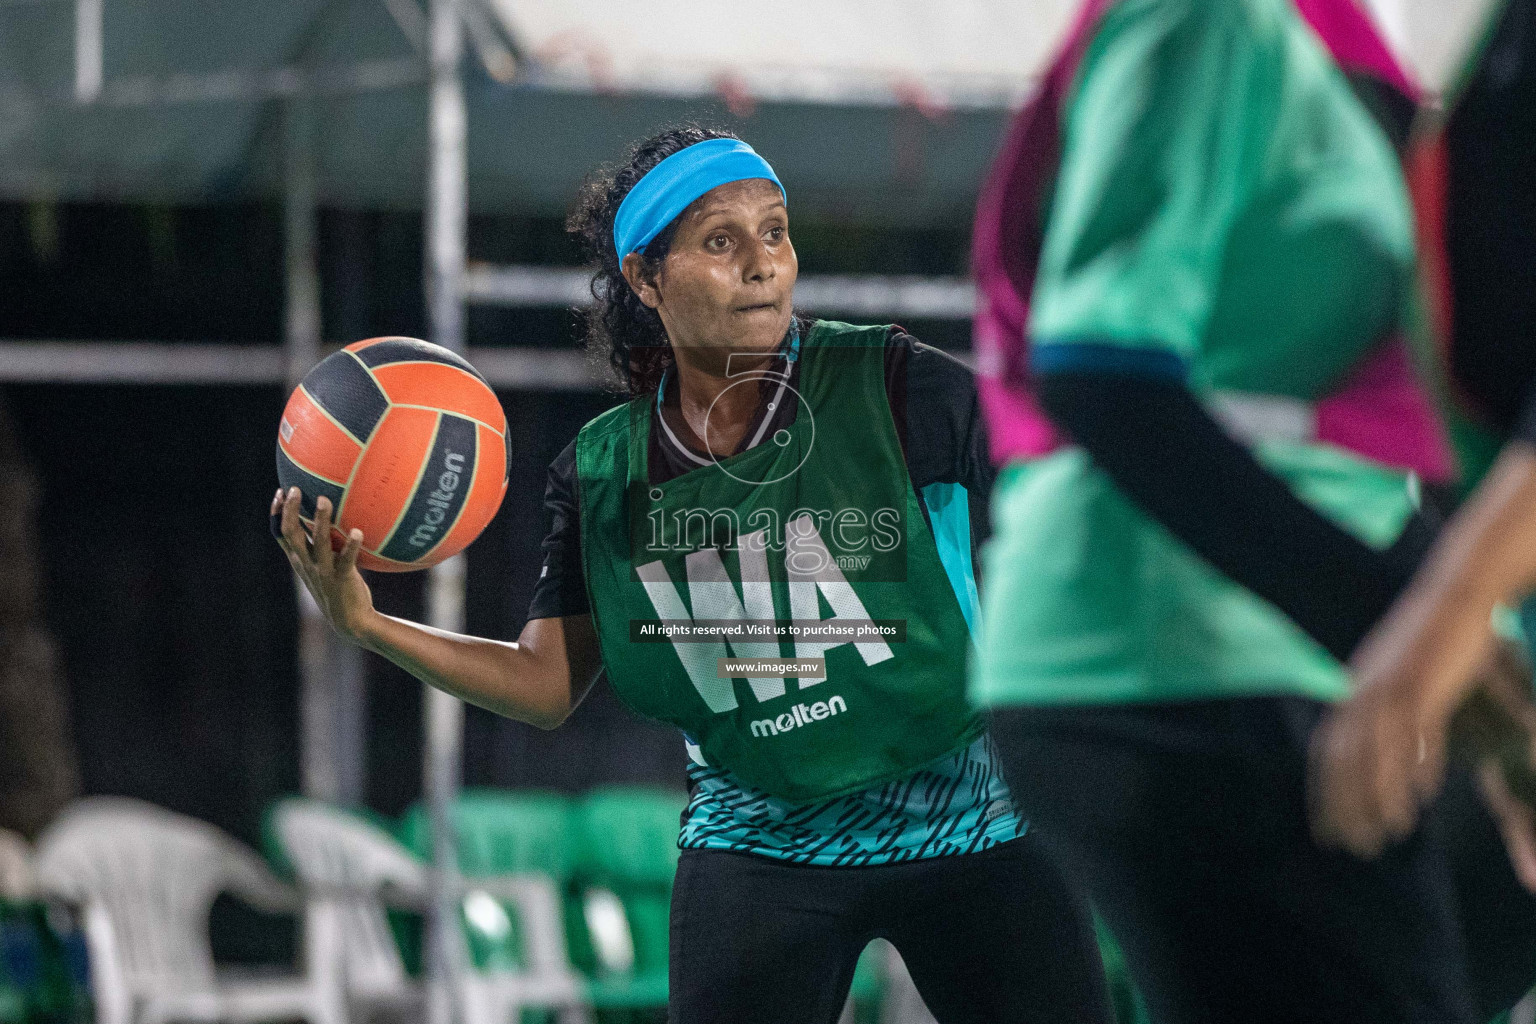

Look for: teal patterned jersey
[678,733,1024,866]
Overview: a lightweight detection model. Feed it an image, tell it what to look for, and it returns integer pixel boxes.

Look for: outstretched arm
[273,487,601,730]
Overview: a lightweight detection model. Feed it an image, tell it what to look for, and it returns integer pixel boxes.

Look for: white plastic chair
[33,796,337,1024]
[267,799,590,1024]
[874,941,939,1024]
[454,876,590,1024]
[832,941,937,1024]
[0,827,35,901]
[264,800,422,1024]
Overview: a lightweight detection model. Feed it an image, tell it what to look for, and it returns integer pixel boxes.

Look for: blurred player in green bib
[273,127,1112,1024]
[968,0,1483,1020]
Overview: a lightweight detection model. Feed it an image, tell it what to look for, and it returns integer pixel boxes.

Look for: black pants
[667,837,1114,1024]
[990,698,1480,1024]
[1442,761,1536,1020]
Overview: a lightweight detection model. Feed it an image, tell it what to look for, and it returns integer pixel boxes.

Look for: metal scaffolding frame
[462,264,976,319]
[0,340,599,387]
[422,2,470,1022]
[0,269,976,384]
[284,88,370,816]
[0,273,978,387]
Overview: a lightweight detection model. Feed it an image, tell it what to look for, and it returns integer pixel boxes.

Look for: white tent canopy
[0,0,1074,226]
[491,0,1078,108]
[1385,0,1499,94]
[489,0,1497,102]
[0,0,1497,223]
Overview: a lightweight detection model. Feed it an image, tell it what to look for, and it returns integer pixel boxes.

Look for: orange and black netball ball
[276,337,508,571]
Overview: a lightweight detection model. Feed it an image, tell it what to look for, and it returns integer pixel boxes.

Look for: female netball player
[967,0,1484,1020]
[273,126,1111,1024]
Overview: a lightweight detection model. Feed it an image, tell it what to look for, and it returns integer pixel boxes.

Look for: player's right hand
[272,486,376,642]
[1312,635,1536,875]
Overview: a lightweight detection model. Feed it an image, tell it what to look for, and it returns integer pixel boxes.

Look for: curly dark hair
[567,125,741,396]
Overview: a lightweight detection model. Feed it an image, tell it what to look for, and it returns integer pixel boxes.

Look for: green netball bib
[575,321,980,804]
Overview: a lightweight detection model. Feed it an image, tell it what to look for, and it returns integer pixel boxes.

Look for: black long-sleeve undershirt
[1035,369,1437,662]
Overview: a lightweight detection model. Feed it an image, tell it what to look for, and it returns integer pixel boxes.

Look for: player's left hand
[1312,636,1536,866]
[1309,663,1449,858]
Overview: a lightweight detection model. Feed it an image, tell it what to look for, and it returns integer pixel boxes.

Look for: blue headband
[613,138,787,258]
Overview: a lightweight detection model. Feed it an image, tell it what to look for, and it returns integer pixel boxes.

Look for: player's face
[627,178,797,362]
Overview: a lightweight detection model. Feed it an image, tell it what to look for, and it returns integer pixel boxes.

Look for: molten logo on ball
[410,451,468,550]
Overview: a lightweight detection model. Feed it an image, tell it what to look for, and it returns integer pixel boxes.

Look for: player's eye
[764,226,785,242]
[707,234,731,251]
